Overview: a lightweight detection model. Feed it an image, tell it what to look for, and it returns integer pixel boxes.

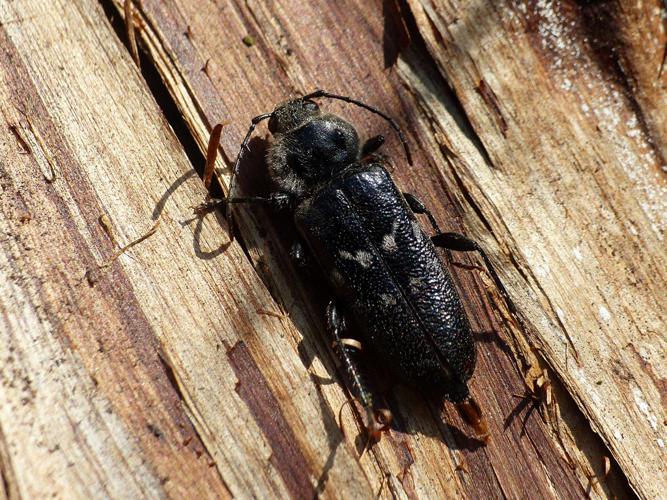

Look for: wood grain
[0,0,660,497]
[1,0,358,497]
[405,1,667,498]
[106,0,644,498]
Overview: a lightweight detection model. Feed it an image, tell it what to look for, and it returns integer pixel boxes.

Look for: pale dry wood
[0,0,369,498]
[0,0,653,498]
[406,1,667,499]
[613,1,667,164]
[106,0,637,498]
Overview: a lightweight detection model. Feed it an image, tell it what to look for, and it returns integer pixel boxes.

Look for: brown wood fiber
[1,0,663,498]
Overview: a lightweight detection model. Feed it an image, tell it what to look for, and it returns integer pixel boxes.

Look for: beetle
[198,90,513,442]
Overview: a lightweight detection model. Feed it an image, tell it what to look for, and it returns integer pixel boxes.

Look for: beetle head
[266,99,360,196]
[268,98,321,134]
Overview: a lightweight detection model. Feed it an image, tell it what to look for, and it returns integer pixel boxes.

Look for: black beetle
[199,90,513,442]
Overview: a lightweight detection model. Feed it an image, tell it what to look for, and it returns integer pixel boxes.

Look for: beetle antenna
[226,113,272,232]
[302,89,413,166]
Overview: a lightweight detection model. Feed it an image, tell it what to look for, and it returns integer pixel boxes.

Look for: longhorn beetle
[198,90,513,442]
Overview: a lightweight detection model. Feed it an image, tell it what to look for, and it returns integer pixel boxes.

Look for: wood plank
[0,0,366,497]
[107,0,638,497]
[405,1,667,499]
[0,1,234,496]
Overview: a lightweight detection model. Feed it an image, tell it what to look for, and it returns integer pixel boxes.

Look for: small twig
[125,0,141,68]
[8,125,31,155]
[204,123,225,191]
[107,219,160,263]
[85,218,160,286]
[98,213,118,247]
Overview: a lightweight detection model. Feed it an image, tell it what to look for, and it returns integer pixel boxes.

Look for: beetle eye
[268,113,277,133]
[303,100,319,112]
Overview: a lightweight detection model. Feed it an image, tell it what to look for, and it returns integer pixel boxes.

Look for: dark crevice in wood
[100,0,265,293]
[98,0,208,184]
[398,5,637,497]
[97,0,257,264]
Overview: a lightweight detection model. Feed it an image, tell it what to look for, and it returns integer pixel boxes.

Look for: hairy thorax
[267,114,360,197]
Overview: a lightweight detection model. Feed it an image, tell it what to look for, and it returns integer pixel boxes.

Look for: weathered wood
[104,0,645,498]
[1,0,661,498]
[405,1,667,499]
[0,0,361,498]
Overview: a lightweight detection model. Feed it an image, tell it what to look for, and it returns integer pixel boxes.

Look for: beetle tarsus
[456,398,490,444]
[193,197,225,215]
[328,301,391,440]
[404,191,442,233]
[366,407,392,441]
[432,231,516,315]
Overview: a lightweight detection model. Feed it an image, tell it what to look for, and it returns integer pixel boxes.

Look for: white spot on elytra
[382,219,400,252]
[382,234,397,252]
[339,250,372,268]
[379,293,397,308]
[658,439,665,449]
[572,246,583,261]
[614,430,623,441]
[411,220,422,240]
[599,305,611,322]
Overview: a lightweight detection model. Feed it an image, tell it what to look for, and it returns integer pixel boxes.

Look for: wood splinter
[124,0,140,68]
[203,122,225,190]
[85,218,160,286]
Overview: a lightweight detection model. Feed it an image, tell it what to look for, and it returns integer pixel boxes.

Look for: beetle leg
[193,192,291,216]
[327,301,392,440]
[431,232,516,314]
[361,134,385,156]
[290,240,315,271]
[402,192,441,233]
